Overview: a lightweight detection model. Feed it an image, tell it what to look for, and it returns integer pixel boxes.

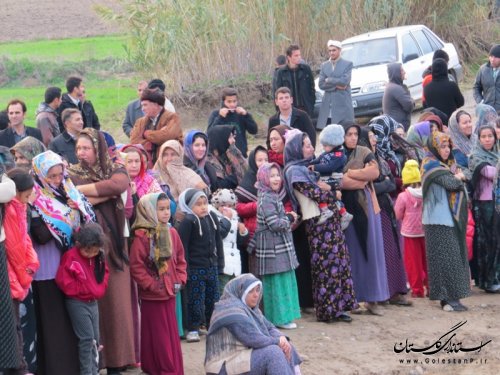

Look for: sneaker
[317,208,334,225]
[186,331,201,343]
[448,300,468,312]
[340,212,353,230]
[277,322,297,330]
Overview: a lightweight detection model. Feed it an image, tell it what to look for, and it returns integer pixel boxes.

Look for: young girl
[210,188,249,294]
[177,188,224,343]
[55,223,109,375]
[4,168,39,375]
[130,192,187,375]
[253,162,301,329]
[394,159,428,298]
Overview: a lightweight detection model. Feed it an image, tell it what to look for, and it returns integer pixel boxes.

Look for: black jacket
[207,109,258,158]
[48,131,78,164]
[274,63,316,116]
[0,127,43,148]
[177,211,225,272]
[57,94,101,133]
[268,108,316,147]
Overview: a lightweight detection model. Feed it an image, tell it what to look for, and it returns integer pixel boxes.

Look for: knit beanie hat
[402,159,421,185]
[319,124,345,147]
[489,44,500,58]
[211,188,236,209]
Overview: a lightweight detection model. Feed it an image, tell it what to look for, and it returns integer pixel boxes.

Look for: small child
[394,160,428,298]
[210,188,249,295]
[308,124,353,229]
[4,168,40,375]
[253,162,301,330]
[177,188,224,343]
[130,192,187,374]
[55,223,109,375]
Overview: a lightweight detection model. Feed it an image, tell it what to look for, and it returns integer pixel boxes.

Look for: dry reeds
[97,0,499,94]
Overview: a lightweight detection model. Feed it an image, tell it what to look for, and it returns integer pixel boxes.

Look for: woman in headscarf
[10,136,46,169]
[30,150,95,375]
[205,274,302,375]
[475,103,498,134]
[448,109,476,171]
[382,63,414,130]
[154,139,208,201]
[267,125,288,167]
[341,123,389,316]
[122,144,162,198]
[207,125,248,190]
[235,145,268,274]
[284,129,357,323]
[183,130,216,190]
[421,131,470,311]
[0,149,19,372]
[361,128,411,306]
[468,126,500,293]
[68,128,136,374]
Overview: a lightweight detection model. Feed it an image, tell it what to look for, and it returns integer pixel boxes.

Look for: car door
[400,32,424,100]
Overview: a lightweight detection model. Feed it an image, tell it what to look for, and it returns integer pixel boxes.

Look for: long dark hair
[74,223,106,283]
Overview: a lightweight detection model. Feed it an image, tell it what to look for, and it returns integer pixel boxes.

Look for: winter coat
[473,61,500,112]
[394,187,424,237]
[55,247,110,302]
[4,198,40,300]
[317,57,355,129]
[252,190,298,276]
[35,102,60,146]
[274,63,316,117]
[130,227,187,301]
[49,131,78,165]
[56,93,100,133]
[268,108,316,147]
[383,63,414,130]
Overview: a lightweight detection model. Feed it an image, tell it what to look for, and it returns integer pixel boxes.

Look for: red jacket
[130,227,187,301]
[55,247,109,302]
[4,198,39,301]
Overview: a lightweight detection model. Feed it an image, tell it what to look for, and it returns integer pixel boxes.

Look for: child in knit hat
[309,124,353,229]
[394,159,427,298]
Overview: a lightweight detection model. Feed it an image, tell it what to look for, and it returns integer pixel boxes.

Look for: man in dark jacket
[473,44,500,113]
[57,76,100,132]
[49,108,83,165]
[207,87,258,157]
[35,86,62,146]
[268,87,316,147]
[0,99,43,147]
[274,44,316,117]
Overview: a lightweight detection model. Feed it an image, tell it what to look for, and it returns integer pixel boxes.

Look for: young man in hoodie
[36,86,62,146]
[207,87,258,157]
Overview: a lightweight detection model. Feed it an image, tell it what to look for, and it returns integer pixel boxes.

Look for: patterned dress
[294,182,357,321]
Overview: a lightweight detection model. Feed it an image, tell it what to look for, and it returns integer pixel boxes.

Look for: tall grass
[97,0,499,94]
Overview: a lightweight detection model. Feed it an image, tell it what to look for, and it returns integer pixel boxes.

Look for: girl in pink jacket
[394,160,428,298]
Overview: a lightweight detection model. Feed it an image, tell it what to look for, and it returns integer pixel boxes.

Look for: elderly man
[130,88,182,167]
[316,40,355,129]
[473,44,500,113]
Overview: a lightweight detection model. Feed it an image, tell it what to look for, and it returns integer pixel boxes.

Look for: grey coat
[473,62,500,113]
[253,190,298,276]
[122,99,144,137]
[317,58,355,129]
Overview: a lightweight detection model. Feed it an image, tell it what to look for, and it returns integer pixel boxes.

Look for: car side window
[402,33,421,63]
[423,29,444,51]
[412,30,433,55]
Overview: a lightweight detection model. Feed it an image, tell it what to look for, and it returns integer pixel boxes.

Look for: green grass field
[0,35,128,62]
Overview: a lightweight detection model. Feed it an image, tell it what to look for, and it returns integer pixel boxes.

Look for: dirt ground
[5,2,500,374]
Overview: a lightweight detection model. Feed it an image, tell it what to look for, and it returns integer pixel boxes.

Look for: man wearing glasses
[317,40,355,130]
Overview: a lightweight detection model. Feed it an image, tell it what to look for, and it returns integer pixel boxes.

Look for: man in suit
[268,86,316,147]
[0,99,43,147]
[122,80,148,137]
[316,40,355,130]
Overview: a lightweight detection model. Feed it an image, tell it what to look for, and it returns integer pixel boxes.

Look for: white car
[314,25,463,120]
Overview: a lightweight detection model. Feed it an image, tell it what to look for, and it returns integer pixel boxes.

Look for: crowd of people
[0,40,499,375]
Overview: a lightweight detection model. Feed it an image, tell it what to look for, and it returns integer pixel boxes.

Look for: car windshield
[342,37,397,68]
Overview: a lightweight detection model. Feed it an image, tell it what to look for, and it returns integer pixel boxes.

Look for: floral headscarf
[448,109,477,156]
[475,104,498,134]
[368,115,401,174]
[421,131,456,173]
[153,140,207,200]
[122,144,162,198]
[10,136,46,168]
[131,192,172,275]
[68,128,123,182]
[32,150,95,249]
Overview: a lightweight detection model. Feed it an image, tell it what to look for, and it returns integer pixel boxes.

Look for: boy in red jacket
[56,223,109,375]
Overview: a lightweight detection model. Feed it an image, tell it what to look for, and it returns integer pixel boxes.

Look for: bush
[97,0,499,94]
